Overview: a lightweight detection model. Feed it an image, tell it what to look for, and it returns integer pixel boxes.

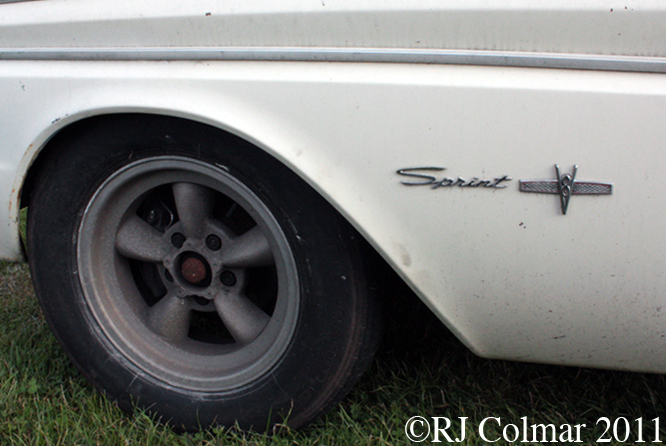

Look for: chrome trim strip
[1,46,666,73]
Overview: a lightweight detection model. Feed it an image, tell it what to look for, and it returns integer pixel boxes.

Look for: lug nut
[220,270,237,286]
[206,234,222,251]
[171,233,186,248]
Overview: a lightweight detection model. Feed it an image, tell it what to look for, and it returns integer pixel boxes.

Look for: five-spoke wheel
[78,157,299,390]
[27,115,379,430]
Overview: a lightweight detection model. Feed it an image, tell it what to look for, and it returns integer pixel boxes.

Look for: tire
[27,114,380,431]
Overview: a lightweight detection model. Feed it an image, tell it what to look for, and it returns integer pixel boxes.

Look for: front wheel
[27,115,380,430]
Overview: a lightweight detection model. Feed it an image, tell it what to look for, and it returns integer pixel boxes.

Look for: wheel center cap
[181,257,207,284]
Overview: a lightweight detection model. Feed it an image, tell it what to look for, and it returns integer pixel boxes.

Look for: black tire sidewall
[28,115,376,430]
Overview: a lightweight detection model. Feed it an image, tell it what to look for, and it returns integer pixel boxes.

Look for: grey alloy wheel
[77,156,299,391]
[28,115,381,430]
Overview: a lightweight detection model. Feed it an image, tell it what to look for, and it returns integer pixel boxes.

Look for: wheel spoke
[147,292,192,342]
[115,215,171,262]
[222,226,275,268]
[172,182,215,239]
[214,290,270,344]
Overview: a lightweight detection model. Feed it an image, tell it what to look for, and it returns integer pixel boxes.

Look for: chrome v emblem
[555,164,576,215]
[519,165,612,215]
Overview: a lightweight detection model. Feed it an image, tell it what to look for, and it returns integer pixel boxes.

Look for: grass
[2,260,666,445]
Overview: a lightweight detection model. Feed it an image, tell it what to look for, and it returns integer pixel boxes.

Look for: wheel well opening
[20,112,430,345]
[20,113,387,269]
[24,111,407,429]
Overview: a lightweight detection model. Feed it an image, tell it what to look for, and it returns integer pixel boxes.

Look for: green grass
[2,261,666,445]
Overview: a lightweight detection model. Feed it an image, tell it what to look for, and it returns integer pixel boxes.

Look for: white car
[1,0,665,431]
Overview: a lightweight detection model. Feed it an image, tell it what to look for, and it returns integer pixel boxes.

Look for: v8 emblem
[555,164,576,215]
[519,165,612,215]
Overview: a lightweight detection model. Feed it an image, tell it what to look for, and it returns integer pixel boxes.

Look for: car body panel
[1,1,666,373]
[1,0,666,58]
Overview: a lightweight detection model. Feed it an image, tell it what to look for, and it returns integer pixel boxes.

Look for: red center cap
[181,257,207,284]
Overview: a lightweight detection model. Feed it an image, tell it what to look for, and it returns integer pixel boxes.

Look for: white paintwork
[1,2,666,372]
[1,0,666,57]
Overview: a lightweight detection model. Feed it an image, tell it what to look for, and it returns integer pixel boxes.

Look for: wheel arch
[24,110,387,429]
[20,111,390,271]
[17,110,439,339]
[20,112,295,209]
